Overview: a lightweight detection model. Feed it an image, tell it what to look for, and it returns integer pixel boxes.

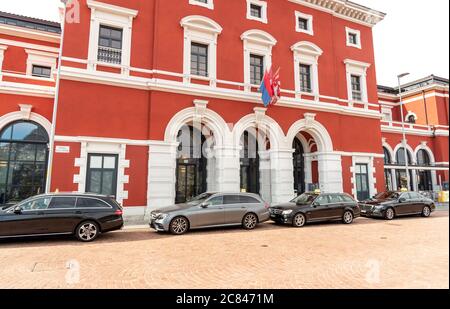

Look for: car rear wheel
[293,213,306,228]
[385,208,395,220]
[343,211,354,224]
[242,213,258,230]
[422,206,431,218]
[76,221,100,242]
[170,217,189,235]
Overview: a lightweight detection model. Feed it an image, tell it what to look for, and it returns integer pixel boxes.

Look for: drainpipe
[422,90,429,126]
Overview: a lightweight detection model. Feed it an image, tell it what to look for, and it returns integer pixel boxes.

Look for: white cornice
[87,0,138,17]
[59,65,382,120]
[0,24,60,44]
[0,81,55,98]
[288,0,385,27]
[0,38,60,53]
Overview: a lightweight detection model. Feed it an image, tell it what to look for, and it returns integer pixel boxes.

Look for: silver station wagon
[149,193,270,235]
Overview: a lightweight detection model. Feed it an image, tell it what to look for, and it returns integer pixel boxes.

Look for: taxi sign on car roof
[314,189,321,194]
[400,188,408,192]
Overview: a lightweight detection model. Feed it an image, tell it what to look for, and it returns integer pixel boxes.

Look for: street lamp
[45,0,68,193]
[397,72,410,191]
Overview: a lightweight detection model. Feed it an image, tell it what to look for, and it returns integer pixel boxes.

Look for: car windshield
[374,192,400,200]
[186,193,215,206]
[291,193,318,205]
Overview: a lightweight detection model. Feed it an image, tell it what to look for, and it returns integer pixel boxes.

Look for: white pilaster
[259,150,272,203]
[147,142,178,214]
[214,145,241,193]
[317,153,343,193]
[270,149,295,204]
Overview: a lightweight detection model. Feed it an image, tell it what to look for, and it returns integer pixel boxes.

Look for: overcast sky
[1,0,448,86]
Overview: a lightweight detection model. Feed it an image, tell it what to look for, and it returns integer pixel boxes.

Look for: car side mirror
[201,202,209,208]
[13,206,23,214]
[312,202,319,208]
[399,198,406,203]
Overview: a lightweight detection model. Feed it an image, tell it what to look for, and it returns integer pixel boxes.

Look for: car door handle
[75,211,82,214]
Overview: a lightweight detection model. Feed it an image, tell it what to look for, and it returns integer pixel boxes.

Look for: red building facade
[0,0,448,215]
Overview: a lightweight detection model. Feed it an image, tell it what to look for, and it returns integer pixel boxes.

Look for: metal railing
[97,46,122,65]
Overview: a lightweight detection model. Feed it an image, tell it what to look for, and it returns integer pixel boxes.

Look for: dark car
[0,193,124,242]
[360,191,436,220]
[269,192,361,227]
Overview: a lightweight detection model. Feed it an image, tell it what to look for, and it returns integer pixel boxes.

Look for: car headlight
[282,210,293,216]
[158,213,169,220]
[374,205,384,211]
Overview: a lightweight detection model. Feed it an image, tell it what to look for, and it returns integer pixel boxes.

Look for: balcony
[97,46,122,65]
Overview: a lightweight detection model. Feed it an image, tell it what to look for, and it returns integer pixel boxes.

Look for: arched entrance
[0,120,49,204]
[240,130,260,194]
[395,147,414,191]
[175,125,209,203]
[293,137,305,195]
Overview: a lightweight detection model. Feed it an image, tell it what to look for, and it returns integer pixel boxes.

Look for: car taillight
[115,209,123,216]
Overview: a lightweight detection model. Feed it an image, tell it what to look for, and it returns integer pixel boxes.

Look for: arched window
[383,147,392,165]
[0,121,49,204]
[396,147,412,166]
[407,115,416,124]
[417,149,431,166]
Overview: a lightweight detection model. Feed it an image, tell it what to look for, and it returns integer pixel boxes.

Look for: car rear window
[339,195,356,203]
[76,198,111,208]
[48,197,77,209]
[239,196,260,204]
[224,195,240,204]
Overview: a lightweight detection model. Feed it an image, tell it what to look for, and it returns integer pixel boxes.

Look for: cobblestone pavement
[0,212,448,289]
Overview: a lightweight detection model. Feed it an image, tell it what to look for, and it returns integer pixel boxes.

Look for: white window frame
[181,16,223,86]
[25,49,58,79]
[0,45,7,75]
[344,59,371,105]
[246,0,268,24]
[381,107,393,122]
[291,41,323,100]
[351,156,377,201]
[241,30,277,91]
[346,27,361,49]
[295,11,314,36]
[189,0,214,10]
[86,0,138,75]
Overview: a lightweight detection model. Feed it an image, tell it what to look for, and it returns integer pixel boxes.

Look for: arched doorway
[0,121,49,204]
[417,149,433,191]
[240,130,260,194]
[175,125,208,203]
[293,137,305,195]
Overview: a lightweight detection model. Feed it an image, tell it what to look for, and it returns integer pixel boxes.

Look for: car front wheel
[343,211,354,224]
[76,221,100,242]
[292,213,306,228]
[422,206,431,218]
[385,208,395,220]
[242,213,258,230]
[170,217,189,235]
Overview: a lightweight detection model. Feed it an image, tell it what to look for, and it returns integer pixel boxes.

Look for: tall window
[190,43,209,77]
[417,150,431,166]
[396,148,412,166]
[250,54,264,85]
[86,154,118,197]
[383,147,392,165]
[0,121,49,204]
[98,25,123,65]
[351,75,362,101]
[299,64,312,93]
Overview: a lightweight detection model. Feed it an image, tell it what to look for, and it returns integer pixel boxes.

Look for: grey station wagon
[149,193,270,235]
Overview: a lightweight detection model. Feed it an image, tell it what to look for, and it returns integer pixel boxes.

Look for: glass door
[355,164,370,201]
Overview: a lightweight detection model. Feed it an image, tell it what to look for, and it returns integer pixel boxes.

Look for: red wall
[51,142,81,192]
[124,145,148,206]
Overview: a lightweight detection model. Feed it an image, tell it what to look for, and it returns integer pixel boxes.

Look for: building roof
[0,11,61,34]
[378,75,449,95]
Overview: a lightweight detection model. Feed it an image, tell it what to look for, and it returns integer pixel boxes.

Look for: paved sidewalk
[0,212,448,289]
